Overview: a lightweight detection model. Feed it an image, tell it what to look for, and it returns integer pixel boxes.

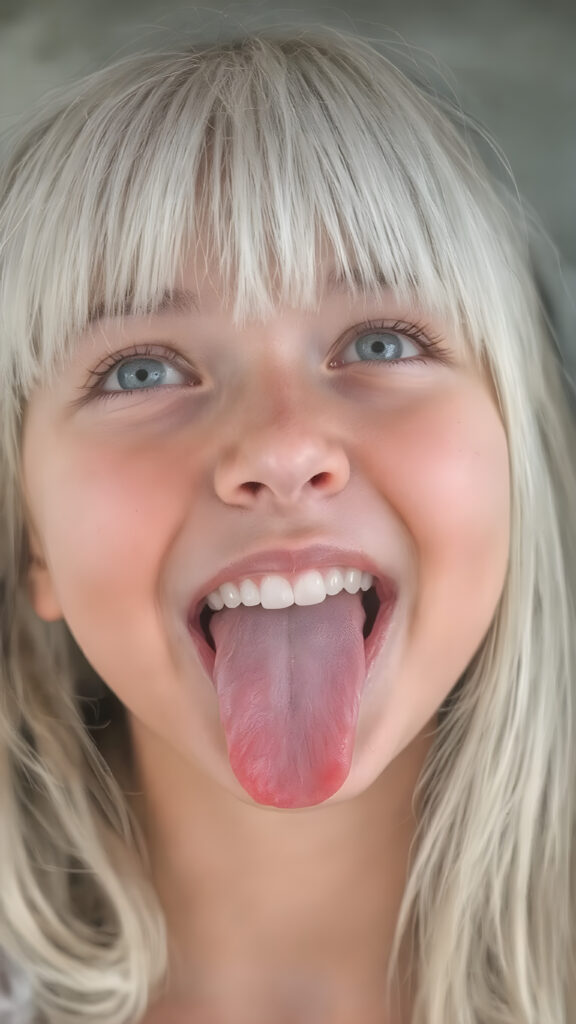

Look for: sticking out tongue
[210,591,366,808]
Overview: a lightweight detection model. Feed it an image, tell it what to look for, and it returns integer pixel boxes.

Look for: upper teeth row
[205,568,374,611]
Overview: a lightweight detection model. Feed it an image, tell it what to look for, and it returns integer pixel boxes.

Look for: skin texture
[21,261,510,1021]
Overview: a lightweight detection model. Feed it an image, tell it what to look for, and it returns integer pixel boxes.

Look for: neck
[126,720,434,1021]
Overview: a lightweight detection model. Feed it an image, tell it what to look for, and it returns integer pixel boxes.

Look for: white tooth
[260,575,294,609]
[324,567,344,596]
[293,570,327,606]
[220,582,241,608]
[360,572,373,592]
[207,589,224,611]
[343,568,362,594]
[240,578,260,606]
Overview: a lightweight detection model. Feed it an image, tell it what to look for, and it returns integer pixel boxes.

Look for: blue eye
[101,355,186,392]
[340,330,421,364]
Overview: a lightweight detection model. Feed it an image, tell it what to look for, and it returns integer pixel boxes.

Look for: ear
[26,542,63,622]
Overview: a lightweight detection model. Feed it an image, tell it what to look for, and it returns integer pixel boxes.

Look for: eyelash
[78,320,450,404]
[78,343,196,404]
[328,319,450,368]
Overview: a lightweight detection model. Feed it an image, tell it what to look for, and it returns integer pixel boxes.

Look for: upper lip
[188,543,397,618]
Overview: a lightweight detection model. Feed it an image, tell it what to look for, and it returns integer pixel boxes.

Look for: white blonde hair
[0,27,574,1024]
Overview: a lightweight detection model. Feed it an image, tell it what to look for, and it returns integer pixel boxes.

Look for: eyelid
[73,343,200,406]
[71,319,453,411]
[328,319,452,367]
[87,343,191,382]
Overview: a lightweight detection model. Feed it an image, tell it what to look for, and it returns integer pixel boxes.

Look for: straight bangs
[0,31,529,408]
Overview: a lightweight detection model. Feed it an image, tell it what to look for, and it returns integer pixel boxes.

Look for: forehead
[86,263,396,326]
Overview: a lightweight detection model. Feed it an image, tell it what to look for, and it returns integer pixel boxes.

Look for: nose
[213,406,350,511]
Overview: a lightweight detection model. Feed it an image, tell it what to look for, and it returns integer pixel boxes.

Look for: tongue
[210,591,366,808]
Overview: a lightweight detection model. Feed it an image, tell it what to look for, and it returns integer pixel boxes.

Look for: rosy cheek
[35,438,193,612]
[373,387,507,542]
[357,383,510,658]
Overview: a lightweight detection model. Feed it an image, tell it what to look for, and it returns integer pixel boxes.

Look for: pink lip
[189,543,394,611]
[186,543,398,682]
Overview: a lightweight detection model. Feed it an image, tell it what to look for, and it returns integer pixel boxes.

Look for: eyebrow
[325,268,390,292]
[86,270,390,326]
[87,288,199,325]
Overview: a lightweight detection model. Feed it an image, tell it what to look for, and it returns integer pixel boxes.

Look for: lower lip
[187,578,398,682]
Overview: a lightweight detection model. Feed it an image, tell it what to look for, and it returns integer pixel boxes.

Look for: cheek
[25,434,199,649]
[25,435,214,736]
[362,384,509,680]
[52,453,172,592]
[352,385,510,777]
[367,385,510,578]
[411,400,509,675]
[422,396,508,578]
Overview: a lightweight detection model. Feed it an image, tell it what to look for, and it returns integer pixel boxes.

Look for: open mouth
[187,573,397,807]
[189,576,395,683]
[198,584,381,650]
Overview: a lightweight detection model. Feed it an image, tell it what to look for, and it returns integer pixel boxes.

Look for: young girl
[0,27,574,1024]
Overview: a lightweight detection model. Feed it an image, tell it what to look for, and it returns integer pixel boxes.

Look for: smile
[185,544,398,681]
[199,566,382,651]
[204,566,374,610]
[189,579,395,676]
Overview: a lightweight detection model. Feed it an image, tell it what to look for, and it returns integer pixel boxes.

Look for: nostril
[246,475,328,494]
[311,472,330,486]
[244,482,263,495]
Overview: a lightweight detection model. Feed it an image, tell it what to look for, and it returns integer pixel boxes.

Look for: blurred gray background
[0,0,574,349]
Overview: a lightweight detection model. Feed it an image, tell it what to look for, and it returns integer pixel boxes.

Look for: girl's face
[21,258,510,808]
